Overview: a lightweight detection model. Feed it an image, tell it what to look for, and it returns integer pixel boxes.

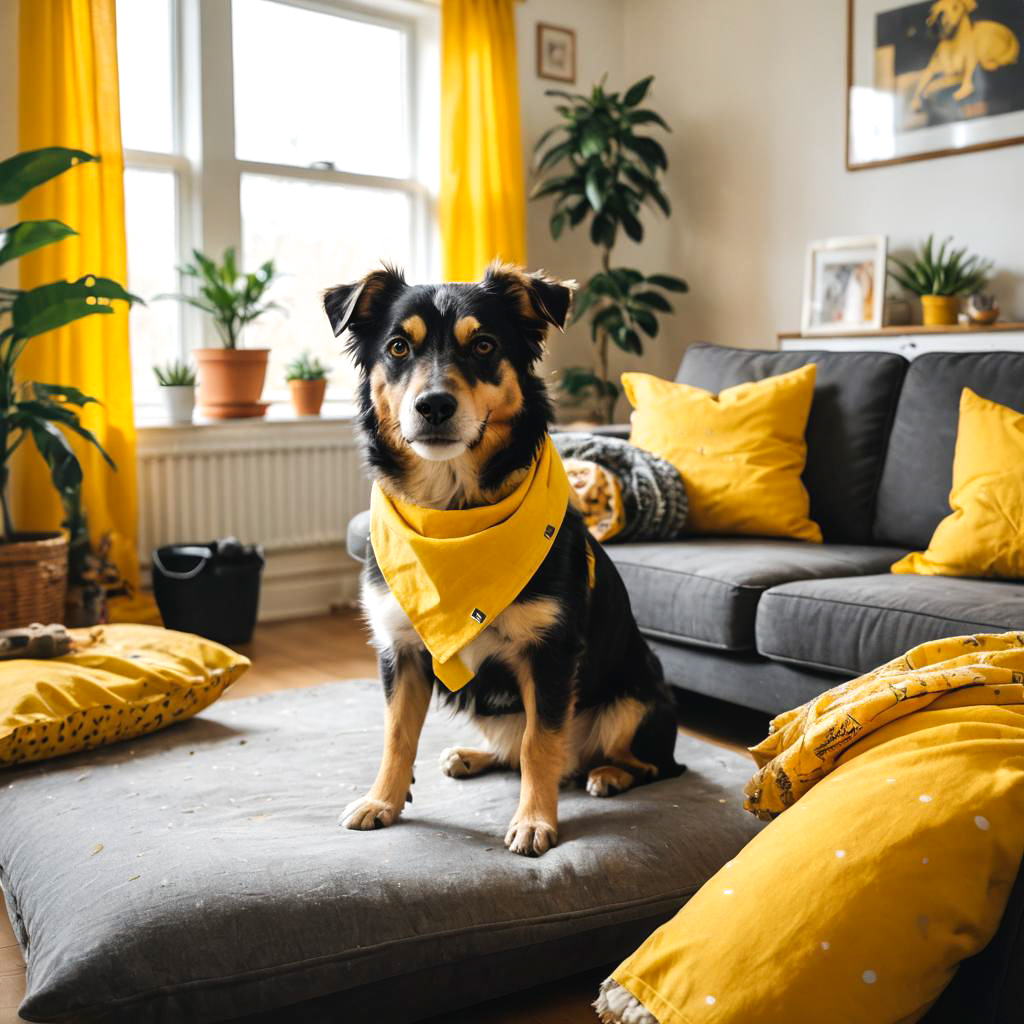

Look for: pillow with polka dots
[609,699,1024,1023]
[0,624,249,767]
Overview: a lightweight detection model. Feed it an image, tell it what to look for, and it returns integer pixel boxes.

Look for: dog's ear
[484,262,576,333]
[323,265,407,338]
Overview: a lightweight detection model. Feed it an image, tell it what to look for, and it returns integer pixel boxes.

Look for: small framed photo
[536,23,576,84]
[801,235,888,336]
[847,0,1024,170]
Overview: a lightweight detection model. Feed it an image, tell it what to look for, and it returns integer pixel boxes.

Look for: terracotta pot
[288,378,327,416]
[0,532,68,629]
[194,348,270,419]
[920,295,960,327]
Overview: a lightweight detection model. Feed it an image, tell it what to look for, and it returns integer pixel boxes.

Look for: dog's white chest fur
[361,577,559,674]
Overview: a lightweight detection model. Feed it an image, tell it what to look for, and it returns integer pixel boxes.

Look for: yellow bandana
[370,435,570,691]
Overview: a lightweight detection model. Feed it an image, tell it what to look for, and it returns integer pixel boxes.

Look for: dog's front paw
[439,746,495,778]
[504,816,557,857]
[339,796,400,831]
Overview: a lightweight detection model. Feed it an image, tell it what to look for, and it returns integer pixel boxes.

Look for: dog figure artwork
[911,0,1020,111]
[324,262,684,857]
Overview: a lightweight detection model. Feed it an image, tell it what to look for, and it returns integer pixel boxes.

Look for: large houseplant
[0,147,137,628]
[888,236,993,327]
[532,75,688,423]
[161,248,280,419]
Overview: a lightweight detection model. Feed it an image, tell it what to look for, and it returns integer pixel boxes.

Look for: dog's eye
[472,336,496,357]
[387,338,411,359]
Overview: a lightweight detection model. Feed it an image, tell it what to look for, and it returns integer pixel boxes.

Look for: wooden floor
[0,610,768,1024]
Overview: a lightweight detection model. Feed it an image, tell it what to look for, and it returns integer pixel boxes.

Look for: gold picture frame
[536,23,576,84]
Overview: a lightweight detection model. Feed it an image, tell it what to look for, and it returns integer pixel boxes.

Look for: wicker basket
[0,532,69,630]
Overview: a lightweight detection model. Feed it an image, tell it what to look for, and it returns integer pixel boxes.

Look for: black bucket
[152,538,265,645]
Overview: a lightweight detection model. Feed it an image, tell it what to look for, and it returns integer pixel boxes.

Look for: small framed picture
[801,235,888,335]
[537,23,576,84]
[847,0,1024,170]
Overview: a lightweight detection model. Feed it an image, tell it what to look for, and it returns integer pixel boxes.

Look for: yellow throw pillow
[612,633,1024,1024]
[0,623,249,767]
[893,388,1024,579]
[622,365,822,542]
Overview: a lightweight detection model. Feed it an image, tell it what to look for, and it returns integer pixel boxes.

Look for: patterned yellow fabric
[370,437,569,691]
[613,632,1024,1024]
[622,366,822,542]
[746,631,1024,819]
[893,389,1024,579]
[564,457,626,542]
[0,624,249,767]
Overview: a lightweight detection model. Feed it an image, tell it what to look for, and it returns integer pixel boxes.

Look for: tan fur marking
[401,314,427,346]
[454,315,480,346]
[369,655,431,808]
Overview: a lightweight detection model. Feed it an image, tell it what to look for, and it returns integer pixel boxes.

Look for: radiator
[136,417,370,620]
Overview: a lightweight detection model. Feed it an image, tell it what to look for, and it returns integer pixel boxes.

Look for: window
[116,0,438,414]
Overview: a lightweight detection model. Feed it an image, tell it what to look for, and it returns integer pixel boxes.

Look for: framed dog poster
[847,0,1024,169]
[801,236,888,335]
[536,23,576,84]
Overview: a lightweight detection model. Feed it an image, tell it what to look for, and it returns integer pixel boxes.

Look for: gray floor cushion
[606,538,907,651]
[756,573,1024,676]
[0,680,764,1024]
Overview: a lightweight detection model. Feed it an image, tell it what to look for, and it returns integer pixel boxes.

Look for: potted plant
[888,236,993,327]
[160,248,281,419]
[0,147,137,629]
[285,351,329,416]
[532,75,688,423]
[153,359,196,424]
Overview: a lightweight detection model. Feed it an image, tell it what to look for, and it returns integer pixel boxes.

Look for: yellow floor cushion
[0,623,249,767]
[621,365,822,542]
[612,632,1024,1024]
[893,388,1024,579]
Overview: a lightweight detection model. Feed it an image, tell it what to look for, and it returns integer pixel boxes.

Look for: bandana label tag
[471,608,486,624]
[544,525,555,539]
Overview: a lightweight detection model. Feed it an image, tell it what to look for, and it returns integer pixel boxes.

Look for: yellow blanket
[746,631,1024,819]
[612,632,1024,1024]
[370,435,569,691]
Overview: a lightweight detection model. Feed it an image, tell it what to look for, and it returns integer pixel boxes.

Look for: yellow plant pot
[920,295,960,327]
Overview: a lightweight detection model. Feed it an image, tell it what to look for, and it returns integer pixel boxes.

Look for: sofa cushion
[676,344,907,544]
[606,540,907,652]
[1,679,764,1024]
[757,574,1024,676]
[874,351,1024,549]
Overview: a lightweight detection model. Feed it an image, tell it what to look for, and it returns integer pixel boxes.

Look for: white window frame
[123,0,439,415]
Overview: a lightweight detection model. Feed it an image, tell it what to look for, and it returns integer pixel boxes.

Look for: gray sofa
[603,343,1024,716]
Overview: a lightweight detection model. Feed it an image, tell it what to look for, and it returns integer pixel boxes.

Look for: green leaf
[580,123,608,159]
[16,400,115,469]
[530,174,580,200]
[30,382,99,407]
[532,124,565,154]
[613,326,643,354]
[648,184,671,217]
[608,267,644,290]
[627,109,671,131]
[632,290,673,312]
[584,166,606,212]
[623,76,654,107]
[0,219,77,265]
[0,148,97,205]
[623,135,668,170]
[27,419,82,497]
[621,209,643,243]
[632,308,658,337]
[536,140,575,172]
[646,274,688,293]
[590,305,623,342]
[550,211,567,240]
[11,275,141,341]
[567,199,590,227]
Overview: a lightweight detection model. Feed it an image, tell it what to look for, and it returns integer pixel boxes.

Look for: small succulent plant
[152,359,196,387]
[888,236,992,297]
[285,351,329,382]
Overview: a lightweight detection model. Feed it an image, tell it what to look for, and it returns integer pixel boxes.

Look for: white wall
[623,0,1024,351]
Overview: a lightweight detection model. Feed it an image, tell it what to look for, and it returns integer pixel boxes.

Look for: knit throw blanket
[553,432,688,543]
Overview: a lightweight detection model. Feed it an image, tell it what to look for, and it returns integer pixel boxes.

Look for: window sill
[135,398,358,433]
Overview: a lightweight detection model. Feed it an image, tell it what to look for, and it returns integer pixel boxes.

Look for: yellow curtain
[441,0,526,281]
[15,0,138,590]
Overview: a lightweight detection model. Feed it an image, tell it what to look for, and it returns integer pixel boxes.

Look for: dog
[323,262,683,857]
[911,0,1019,111]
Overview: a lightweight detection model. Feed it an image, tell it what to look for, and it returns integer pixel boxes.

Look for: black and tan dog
[324,262,682,857]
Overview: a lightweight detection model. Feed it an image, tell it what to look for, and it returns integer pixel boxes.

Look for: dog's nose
[414,391,457,426]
